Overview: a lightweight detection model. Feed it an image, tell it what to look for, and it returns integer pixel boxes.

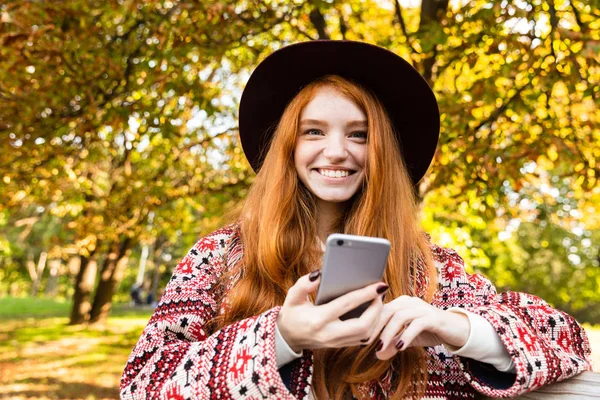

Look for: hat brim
[239,40,440,185]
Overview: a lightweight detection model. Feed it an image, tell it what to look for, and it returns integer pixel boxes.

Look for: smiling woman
[120,41,592,400]
[294,83,369,236]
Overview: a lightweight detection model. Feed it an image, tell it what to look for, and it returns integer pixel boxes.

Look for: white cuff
[446,308,516,373]
[275,322,303,368]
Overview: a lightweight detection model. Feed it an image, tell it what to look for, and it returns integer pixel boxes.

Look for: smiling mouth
[313,168,357,178]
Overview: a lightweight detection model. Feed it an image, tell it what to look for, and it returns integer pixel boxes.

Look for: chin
[321,198,352,204]
[314,192,356,203]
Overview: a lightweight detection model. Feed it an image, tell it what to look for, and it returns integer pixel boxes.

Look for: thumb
[285,270,321,306]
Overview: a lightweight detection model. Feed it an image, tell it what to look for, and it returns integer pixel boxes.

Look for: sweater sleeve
[275,323,304,367]
[445,308,515,373]
[120,227,308,399]
[430,244,593,398]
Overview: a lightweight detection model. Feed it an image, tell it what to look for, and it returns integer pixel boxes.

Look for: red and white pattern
[120,225,593,399]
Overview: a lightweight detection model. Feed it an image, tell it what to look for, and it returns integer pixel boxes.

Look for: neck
[315,199,347,242]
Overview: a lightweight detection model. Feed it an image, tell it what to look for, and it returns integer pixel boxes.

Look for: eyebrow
[299,119,368,127]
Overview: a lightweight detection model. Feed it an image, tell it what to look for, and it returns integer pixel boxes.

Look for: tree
[1,0,598,324]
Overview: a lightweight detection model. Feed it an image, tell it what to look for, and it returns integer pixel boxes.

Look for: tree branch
[394,0,420,57]
[309,6,330,40]
[470,83,529,134]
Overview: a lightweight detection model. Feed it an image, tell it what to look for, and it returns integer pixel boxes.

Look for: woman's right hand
[276,270,389,353]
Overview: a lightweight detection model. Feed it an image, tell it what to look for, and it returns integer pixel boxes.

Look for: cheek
[293,145,309,178]
[293,147,302,171]
[355,145,368,168]
[294,142,313,169]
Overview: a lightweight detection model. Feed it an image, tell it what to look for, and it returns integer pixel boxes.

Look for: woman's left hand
[373,296,471,360]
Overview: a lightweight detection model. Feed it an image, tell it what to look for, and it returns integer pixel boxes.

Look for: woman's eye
[306,129,322,136]
[351,131,368,139]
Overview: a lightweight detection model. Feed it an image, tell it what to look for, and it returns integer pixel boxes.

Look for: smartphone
[314,233,391,320]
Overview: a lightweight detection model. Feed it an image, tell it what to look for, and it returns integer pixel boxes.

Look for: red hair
[213,75,437,399]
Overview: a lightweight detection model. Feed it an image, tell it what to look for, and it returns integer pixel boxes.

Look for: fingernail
[376,284,389,294]
[395,339,404,350]
[309,270,321,282]
[360,338,369,343]
[375,339,383,351]
[381,293,386,302]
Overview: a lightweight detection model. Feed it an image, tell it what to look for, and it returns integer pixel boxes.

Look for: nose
[322,133,348,161]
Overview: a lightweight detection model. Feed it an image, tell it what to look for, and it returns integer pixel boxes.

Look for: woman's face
[294,87,368,211]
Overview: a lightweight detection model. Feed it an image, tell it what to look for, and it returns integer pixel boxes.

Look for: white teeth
[318,169,350,178]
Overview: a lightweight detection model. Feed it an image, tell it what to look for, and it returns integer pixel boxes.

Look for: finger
[376,295,427,346]
[284,270,321,306]
[339,293,386,345]
[375,309,421,360]
[320,281,388,320]
[364,299,395,346]
[395,316,432,351]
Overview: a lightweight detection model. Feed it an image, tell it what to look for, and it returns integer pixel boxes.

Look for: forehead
[300,87,366,122]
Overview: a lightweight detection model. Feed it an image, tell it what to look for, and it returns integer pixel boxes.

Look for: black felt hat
[238,40,440,185]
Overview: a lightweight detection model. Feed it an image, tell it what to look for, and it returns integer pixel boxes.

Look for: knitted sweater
[120,225,592,399]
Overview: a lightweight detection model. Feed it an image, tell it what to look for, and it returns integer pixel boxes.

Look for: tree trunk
[27,251,47,297]
[0,257,5,297]
[10,282,20,297]
[26,253,36,285]
[69,251,99,325]
[309,7,329,40]
[418,0,449,84]
[419,0,449,26]
[44,259,62,297]
[67,256,81,276]
[136,244,150,286]
[149,234,167,304]
[149,258,160,304]
[89,237,132,324]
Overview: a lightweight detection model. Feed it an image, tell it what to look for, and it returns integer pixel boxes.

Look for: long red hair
[213,75,437,399]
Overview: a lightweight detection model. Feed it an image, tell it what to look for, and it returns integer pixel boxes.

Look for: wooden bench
[479,371,600,399]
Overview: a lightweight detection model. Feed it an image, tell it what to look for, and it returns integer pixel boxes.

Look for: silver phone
[315,233,391,320]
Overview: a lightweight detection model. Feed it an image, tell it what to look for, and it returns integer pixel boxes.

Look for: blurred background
[0,0,598,398]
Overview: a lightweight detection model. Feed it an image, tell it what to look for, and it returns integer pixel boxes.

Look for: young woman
[120,41,592,400]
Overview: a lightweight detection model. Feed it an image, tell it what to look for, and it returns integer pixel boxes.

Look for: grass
[0,297,154,400]
[0,297,73,319]
[0,297,157,320]
[0,297,598,399]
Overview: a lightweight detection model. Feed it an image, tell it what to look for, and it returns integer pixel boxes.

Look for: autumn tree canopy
[1,0,598,324]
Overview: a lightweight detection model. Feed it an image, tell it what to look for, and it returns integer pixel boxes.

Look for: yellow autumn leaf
[548,145,558,161]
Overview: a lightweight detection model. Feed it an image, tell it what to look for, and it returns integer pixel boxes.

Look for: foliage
[422,174,600,322]
[0,0,598,322]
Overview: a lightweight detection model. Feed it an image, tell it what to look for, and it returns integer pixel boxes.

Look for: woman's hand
[374,295,471,360]
[276,270,388,353]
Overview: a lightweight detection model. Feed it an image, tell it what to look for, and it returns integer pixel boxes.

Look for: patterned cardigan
[120,225,592,399]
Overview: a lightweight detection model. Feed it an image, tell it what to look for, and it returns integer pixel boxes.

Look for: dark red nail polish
[376,284,389,294]
[309,270,321,282]
[375,339,383,351]
[381,293,386,302]
[395,339,404,350]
